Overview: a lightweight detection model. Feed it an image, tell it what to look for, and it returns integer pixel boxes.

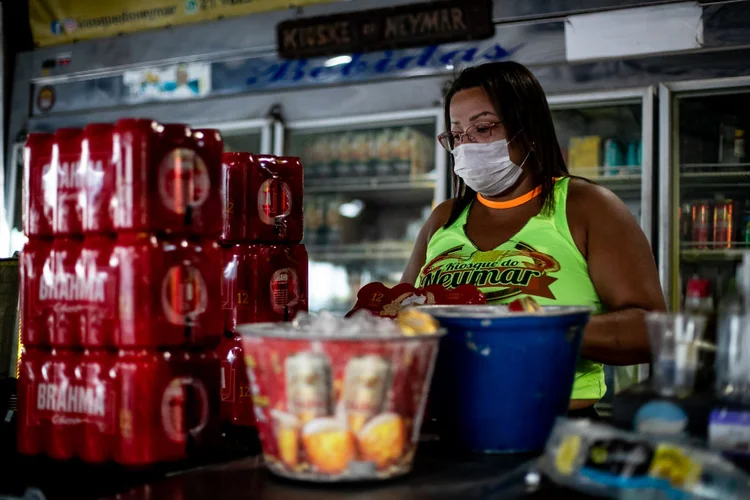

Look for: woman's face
[449,87,527,166]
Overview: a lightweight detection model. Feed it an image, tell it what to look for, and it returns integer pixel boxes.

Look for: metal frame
[192,118,274,155]
[279,108,448,204]
[658,75,750,310]
[547,87,656,244]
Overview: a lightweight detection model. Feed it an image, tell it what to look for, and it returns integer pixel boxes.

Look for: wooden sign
[277,0,495,59]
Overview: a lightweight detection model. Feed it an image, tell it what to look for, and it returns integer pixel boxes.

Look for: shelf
[307,241,414,262]
[305,174,435,194]
[568,167,642,194]
[681,247,749,261]
[680,168,750,190]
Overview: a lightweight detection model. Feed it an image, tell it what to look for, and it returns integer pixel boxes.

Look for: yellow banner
[30,0,337,47]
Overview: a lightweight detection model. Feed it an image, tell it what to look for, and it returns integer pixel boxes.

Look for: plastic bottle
[716,256,750,400]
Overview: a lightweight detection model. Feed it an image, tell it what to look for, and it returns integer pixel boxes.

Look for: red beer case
[80,236,118,347]
[17,347,220,465]
[221,243,308,332]
[23,133,55,238]
[83,123,116,234]
[114,119,221,236]
[116,234,222,348]
[220,154,303,244]
[53,128,85,236]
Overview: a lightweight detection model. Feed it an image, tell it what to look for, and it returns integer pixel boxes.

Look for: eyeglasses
[437,122,502,152]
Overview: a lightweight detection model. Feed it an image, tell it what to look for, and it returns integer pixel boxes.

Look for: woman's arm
[401,200,455,285]
[568,180,667,366]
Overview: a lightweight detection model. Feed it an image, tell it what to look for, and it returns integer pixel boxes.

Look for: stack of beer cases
[218,152,308,432]
[17,121,224,465]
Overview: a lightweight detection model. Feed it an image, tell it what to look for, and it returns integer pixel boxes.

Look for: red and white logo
[160,377,208,443]
[158,148,210,214]
[270,268,300,314]
[257,179,292,226]
[160,264,208,326]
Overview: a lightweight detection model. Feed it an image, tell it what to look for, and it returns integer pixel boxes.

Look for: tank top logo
[418,242,559,302]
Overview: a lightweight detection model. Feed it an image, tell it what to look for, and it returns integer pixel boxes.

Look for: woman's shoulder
[425,198,456,234]
[565,177,639,228]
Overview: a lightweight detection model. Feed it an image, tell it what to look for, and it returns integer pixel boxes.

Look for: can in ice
[341,355,392,434]
[285,351,333,425]
[23,133,55,238]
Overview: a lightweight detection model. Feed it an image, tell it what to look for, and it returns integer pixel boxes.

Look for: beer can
[83,123,116,234]
[52,128,85,236]
[16,347,45,456]
[252,155,304,244]
[691,200,712,249]
[341,355,392,434]
[743,213,750,245]
[284,351,333,425]
[221,244,308,331]
[679,203,692,244]
[218,334,256,428]
[79,350,116,463]
[44,349,81,460]
[49,238,84,347]
[113,119,220,236]
[713,200,735,249]
[23,133,55,238]
[116,234,222,348]
[21,239,53,346]
[114,349,218,466]
[220,152,250,243]
[81,236,117,347]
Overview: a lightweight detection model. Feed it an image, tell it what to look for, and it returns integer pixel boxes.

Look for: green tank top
[417,177,605,400]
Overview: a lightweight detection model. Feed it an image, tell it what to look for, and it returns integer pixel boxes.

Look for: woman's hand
[568,179,666,366]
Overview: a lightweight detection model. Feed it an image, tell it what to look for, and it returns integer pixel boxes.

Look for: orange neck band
[477,186,543,209]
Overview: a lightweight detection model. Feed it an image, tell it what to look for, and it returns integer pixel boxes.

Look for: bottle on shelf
[716,256,750,401]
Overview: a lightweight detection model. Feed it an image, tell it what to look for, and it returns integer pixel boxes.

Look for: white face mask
[452,139,529,197]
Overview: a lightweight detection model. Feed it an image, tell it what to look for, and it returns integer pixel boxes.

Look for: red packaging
[49,238,85,347]
[241,329,441,481]
[691,201,712,249]
[192,128,223,231]
[114,349,219,466]
[23,133,55,238]
[83,123,116,234]
[114,119,221,236]
[53,128,85,236]
[713,200,735,249]
[116,234,222,347]
[21,239,53,346]
[222,244,308,331]
[219,334,256,427]
[249,155,303,244]
[16,348,45,455]
[80,236,118,347]
[44,349,82,460]
[347,283,487,318]
[79,350,117,462]
[221,152,250,242]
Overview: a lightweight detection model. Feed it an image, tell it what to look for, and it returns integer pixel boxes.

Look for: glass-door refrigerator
[190,118,274,156]
[547,88,657,406]
[280,109,448,314]
[659,77,750,313]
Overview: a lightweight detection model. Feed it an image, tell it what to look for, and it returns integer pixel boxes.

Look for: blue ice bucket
[420,305,591,453]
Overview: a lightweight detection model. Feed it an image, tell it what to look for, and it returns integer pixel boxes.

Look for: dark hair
[443,61,568,228]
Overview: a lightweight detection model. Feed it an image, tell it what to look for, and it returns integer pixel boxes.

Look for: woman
[402,61,666,417]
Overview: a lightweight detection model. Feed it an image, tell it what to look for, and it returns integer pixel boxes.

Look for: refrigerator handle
[657,84,675,310]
